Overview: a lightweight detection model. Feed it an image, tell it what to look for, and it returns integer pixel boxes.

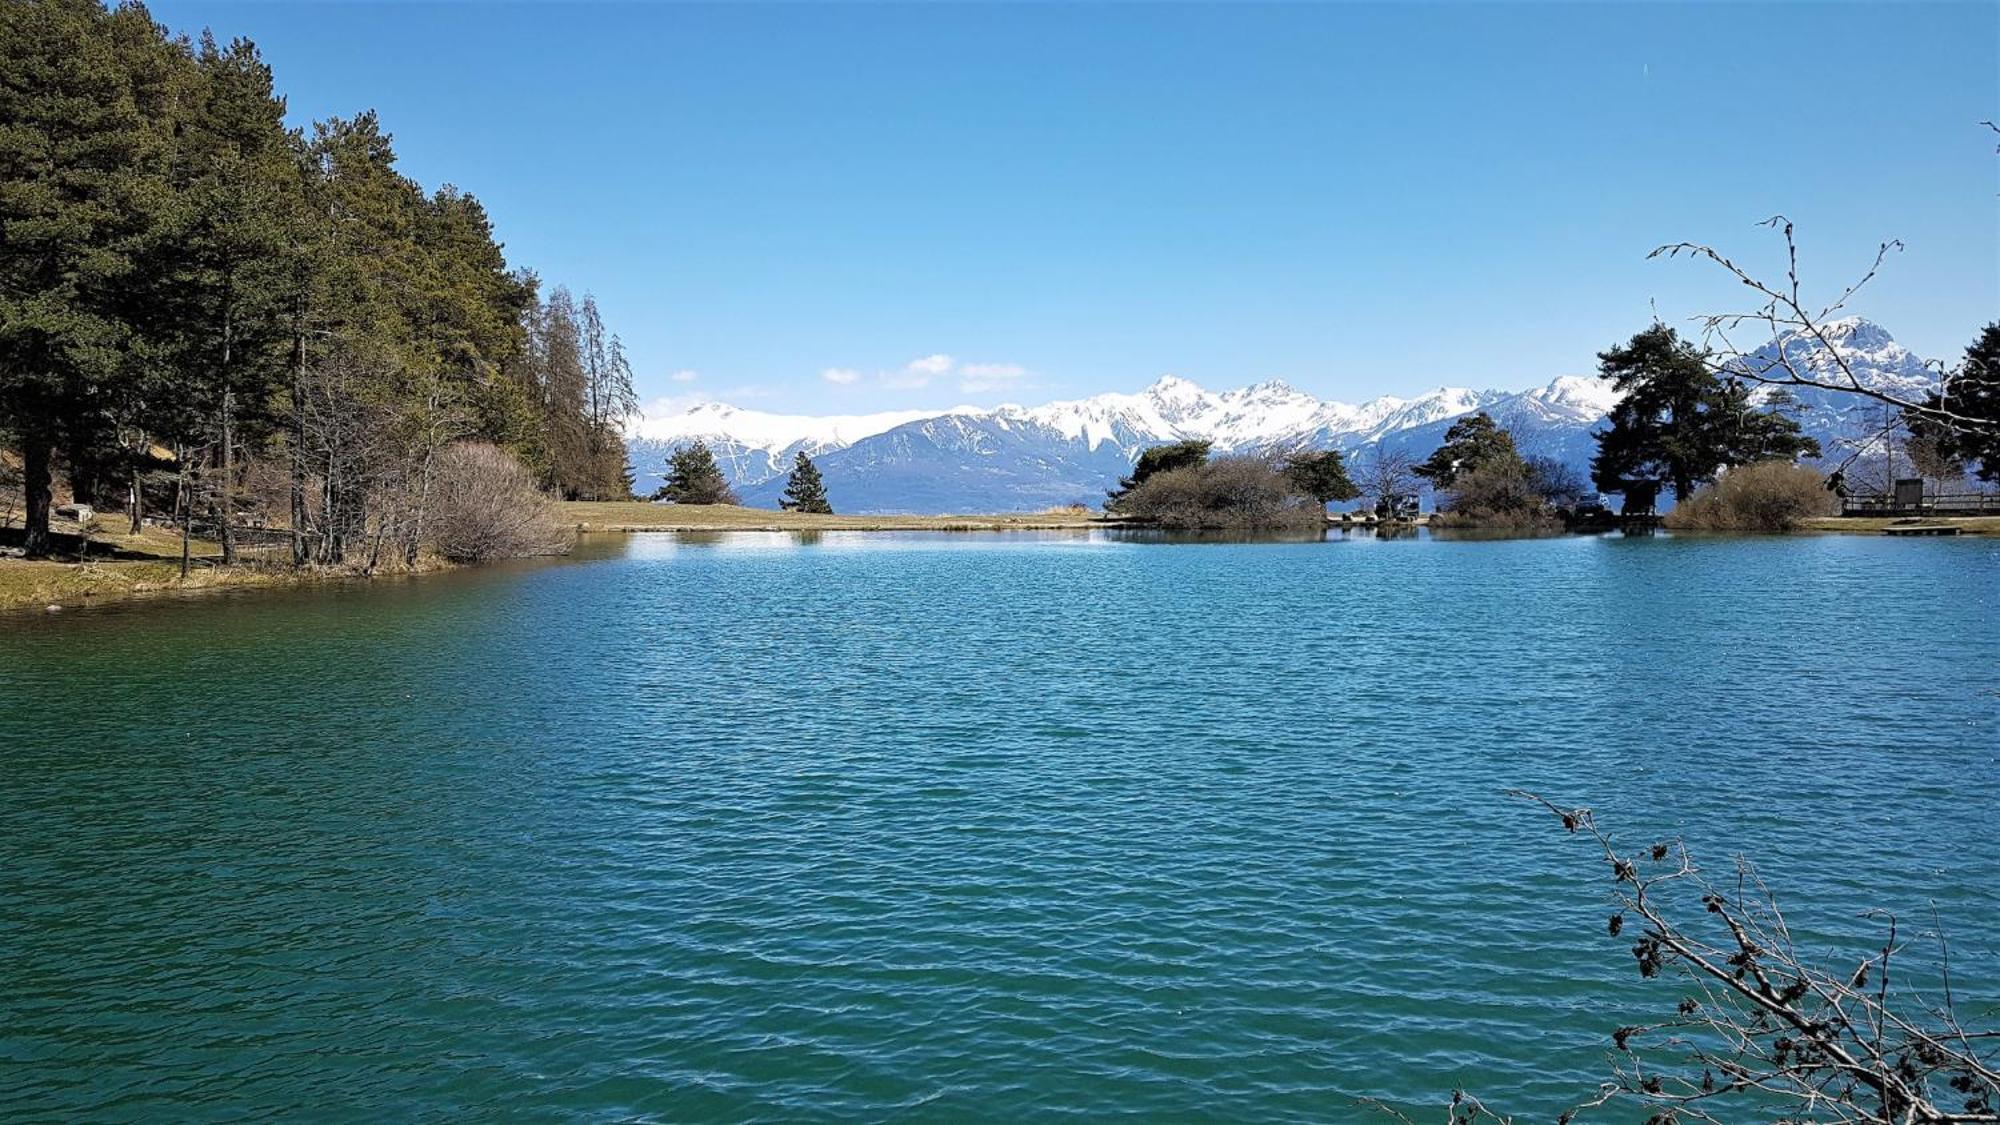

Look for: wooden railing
[1841,492,2000,517]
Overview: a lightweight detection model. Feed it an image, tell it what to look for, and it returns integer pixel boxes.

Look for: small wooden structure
[1882,524,1963,537]
[1841,479,2000,518]
[1613,479,1660,517]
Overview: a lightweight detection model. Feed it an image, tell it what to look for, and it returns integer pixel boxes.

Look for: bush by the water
[426,443,576,562]
[1115,456,1324,529]
[1662,461,1834,532]
[1431,461,1564,530]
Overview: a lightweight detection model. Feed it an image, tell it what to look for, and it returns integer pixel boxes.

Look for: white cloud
[880,353,956,391]
[960,362,1027,379]
[667,369,699,384]
[959,362,1029,392]
[822,353,1031,393]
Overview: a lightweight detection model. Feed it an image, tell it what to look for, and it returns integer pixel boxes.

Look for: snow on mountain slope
[631,319,1939,513]
[1726,318,1938,461]
[624,402,959,494]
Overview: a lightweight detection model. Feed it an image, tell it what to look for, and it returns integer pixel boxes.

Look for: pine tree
[781,451,833,513]
[1590,324,1816,503]
[157,31,301,563]
[0,0,180,555]
[1908,323,2000,482]
[655,440,736,505]
[1412,412,1522,489]
[1591,325,1714,501]
[1106,439,1211,509]
[1281,449,1359,509]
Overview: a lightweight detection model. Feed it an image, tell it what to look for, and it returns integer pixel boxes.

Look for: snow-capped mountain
[1726,317,1937,461]
[626,319,1938,513]
[624,403,958,494]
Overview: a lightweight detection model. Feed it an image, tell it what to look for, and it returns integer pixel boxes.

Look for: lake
[2,529,1996,1121]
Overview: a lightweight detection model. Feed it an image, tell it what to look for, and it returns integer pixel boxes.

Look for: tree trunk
[22,434,53,558]
[219,387,237,565]
[177,446,191,580]
[289,319,307,567]
[66,435,98,506]
[218,291,238,566]
[129,458,143,536]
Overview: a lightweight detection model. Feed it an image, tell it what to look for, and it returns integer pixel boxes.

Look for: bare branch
[1475,791,2000,1124]
[1649,220,1997,436]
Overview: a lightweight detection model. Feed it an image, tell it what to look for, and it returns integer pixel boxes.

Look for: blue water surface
[2,529,1995,1121]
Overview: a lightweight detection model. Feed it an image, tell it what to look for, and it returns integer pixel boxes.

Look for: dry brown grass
[1663,462,1837,532]
[0,559,285,612]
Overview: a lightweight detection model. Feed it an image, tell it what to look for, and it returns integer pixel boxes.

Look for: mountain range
[625,319,1936,514]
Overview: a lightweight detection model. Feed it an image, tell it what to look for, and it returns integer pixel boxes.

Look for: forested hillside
[0,0,634,565]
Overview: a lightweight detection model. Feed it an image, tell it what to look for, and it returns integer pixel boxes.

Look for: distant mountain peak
[1145,374,1204,394]
[628,320,1939,512]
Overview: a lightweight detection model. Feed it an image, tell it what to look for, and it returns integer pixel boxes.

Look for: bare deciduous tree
[1651,216,1997,442]
[1357,449,1420,519]
[1374,794,2000,1124]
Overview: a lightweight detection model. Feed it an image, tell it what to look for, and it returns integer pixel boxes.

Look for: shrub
[426,442,575,562]
[1662,460,1835,532]
[1116,455,1323,530]
[1106,439,1212,510]
[1433,461,1562,530]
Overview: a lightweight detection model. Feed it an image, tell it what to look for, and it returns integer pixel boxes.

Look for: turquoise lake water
[2,529,1996,1121]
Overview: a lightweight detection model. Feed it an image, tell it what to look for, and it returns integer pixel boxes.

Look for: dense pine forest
[0,0,634,567]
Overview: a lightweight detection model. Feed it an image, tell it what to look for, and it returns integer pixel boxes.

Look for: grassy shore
[561,501,1106,532]
[2,503,1103,611]
[0,557,301,613]
[0,519,458,613]
[1799,515,2000,536]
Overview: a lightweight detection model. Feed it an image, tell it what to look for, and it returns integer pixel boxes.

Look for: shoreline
[0,555,463,615]
[559,501,1109,533]
[8,504,1993,614]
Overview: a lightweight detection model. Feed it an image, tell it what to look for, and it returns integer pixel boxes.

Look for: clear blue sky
[150,1,1998,414]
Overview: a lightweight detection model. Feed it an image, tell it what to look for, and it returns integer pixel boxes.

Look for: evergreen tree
[156,31,301,563]
[655,440,736,505]
[0,2,687,564]
[1591,325,1714,501]
[1281,449,1359,509]
[1106,439,1210,509]
[781,451,833,513]
[1708,381,1819,466]
[0,0,179,554]
[1590,324,1817,503]
[1907,322,2000,482]
[1412,412,1522,489]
